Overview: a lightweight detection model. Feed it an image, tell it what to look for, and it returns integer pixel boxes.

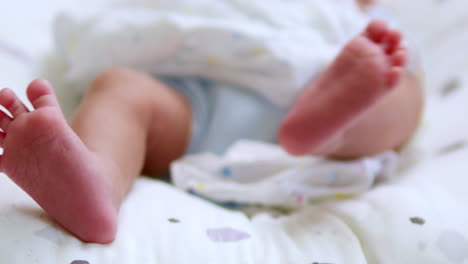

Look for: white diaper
[54,0,405,207]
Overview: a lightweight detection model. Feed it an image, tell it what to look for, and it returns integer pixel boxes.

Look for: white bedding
[1,0,468,263]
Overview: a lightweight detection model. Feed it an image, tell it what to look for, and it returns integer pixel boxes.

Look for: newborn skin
[279,19,418,157]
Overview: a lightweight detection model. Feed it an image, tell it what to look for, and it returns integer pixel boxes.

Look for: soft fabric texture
[1,0,468,263]
[54,0,368,108]
[172,141,399,208]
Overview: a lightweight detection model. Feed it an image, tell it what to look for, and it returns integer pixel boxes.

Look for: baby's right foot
[0,80,118,243]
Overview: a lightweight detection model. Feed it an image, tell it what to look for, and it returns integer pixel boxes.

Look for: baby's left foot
[279,19,407,156]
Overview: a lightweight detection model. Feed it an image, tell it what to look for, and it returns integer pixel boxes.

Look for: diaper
[159,77,287,154]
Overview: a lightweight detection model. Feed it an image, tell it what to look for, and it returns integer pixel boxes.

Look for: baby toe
[27,79,59,109]
[0,110,12,133]
[391,49,407,67]
[387,67,404,87]
[0,88,28,118]
[365,19,389,43]
[384,29,403,54]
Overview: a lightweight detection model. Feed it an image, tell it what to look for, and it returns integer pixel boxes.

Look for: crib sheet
[1,0,468,263]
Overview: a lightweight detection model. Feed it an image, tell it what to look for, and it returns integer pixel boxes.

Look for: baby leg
[279,19,423,158]
[0,68,191,243]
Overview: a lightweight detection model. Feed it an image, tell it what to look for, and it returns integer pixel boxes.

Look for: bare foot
[0,80,118,243]
[279,19,407,156]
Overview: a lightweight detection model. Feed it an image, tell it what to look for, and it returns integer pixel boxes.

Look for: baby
[0,0,423,244]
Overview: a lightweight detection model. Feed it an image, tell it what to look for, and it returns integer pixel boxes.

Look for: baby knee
[91,67,145,92]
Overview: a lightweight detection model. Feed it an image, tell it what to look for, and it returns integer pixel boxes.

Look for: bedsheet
[1,0,468,263]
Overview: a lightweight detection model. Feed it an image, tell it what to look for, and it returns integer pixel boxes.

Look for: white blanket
[172,141,400,208]
[55,0,367,107]
[1,0,468,263]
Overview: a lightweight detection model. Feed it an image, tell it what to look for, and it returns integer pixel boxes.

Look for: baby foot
[0,80,118,243]
[279,19,407,155]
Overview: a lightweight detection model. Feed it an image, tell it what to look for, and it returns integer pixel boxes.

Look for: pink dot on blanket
[295,194,304,204]
[206,227,251,242]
